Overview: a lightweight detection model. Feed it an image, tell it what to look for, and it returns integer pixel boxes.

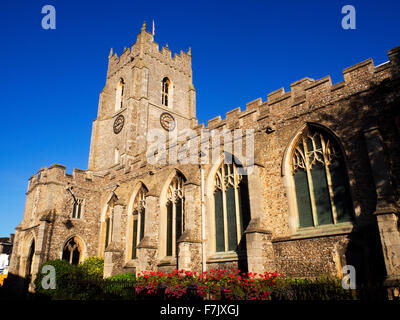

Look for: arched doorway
[24,240,35,292]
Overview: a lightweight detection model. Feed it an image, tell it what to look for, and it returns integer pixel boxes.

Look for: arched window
[291,126,353,228]
[115,78,124,111]
[162,77,170,107]
[131,186,147,259]
[104,205,113,250]
[213,160,251,253]
[72,198,83,219]
[165,174,185,257]
[62,237,83,265]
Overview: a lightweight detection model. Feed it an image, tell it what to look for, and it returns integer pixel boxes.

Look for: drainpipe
[200,165,206,273]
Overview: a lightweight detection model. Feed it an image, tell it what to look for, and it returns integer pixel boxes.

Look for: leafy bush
[34,257,105,299]
[79,256,104,279]
[34,259,82,299]
[33,264,363,300]
[108,273,136,281]
[279,277,357,300]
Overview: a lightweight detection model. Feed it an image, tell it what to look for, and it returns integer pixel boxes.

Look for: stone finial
[141,21,147,32]
[188,47,191,56]
[108,48,113,59]
[165,43,169,49]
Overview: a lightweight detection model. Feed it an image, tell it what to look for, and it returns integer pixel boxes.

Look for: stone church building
[9,23,400,292]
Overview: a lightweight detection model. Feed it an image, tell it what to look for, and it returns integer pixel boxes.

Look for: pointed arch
[282,123,354,234]
[25,238,35,279]
[127,182,149,260]
[205,152,251,255]
[99,192,118,256]
[159,169,187,259]
[61,236,85,265]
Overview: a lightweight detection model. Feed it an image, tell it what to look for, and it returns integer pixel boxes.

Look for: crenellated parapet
[107,22,192,79]
[266,46,400,120]
[103,45,400,176]
[26,164,103,194]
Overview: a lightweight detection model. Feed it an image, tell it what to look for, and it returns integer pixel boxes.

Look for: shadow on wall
[342,221,387,286]
[319,72,400,285]
[0,273,44,300]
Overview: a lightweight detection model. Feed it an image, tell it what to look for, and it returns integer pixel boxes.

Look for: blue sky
[0,0,399,237]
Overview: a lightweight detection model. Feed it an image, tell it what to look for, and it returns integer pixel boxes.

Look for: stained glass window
[165,175,185,256]
[292,126,353,228]
[131,186,147,259]
[213,160,251,252]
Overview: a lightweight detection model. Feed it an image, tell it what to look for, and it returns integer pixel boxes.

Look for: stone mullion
[221,167,229,252]
[233,166,242,246]
[172,199,177,257]
[136,208,141,247]
[133,213,139,258]
[321,136,338,225]
[303,136,318,226]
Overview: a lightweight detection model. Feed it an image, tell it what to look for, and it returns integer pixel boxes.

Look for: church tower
[88,22,197,171]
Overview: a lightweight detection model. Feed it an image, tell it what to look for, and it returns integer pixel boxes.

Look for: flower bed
[32,260,365,300]
[133,268,283,300]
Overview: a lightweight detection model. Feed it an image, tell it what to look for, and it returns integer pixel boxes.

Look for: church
[9,23,400,293]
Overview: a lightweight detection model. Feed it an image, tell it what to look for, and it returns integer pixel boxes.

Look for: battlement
[265,46,399,118]
[107,22,192,78]
[27,164,103,193]
[189,45,400,135]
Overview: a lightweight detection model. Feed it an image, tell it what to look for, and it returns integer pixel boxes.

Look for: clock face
[160,112,176,131]
[113,115,125,134]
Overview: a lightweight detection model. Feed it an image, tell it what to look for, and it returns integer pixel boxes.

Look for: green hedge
[33,264,384,300]
[34,258,105,300]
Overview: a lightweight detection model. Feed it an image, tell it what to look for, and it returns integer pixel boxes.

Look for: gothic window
[62,237,83,265]
[162,77,170,107]
[72,198,83,219]
[291,126,353,228]
[165,174,185,257]
[115,78,124,112]
[131,186,147,259]
[213,160,251,253]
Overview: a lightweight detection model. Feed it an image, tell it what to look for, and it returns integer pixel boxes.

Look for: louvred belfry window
[292,126,353,228]
[162,77,170,107]
[214,160,251,253]
[115,79,124,111]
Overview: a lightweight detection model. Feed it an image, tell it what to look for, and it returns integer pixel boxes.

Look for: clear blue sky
[0,0,399,237]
